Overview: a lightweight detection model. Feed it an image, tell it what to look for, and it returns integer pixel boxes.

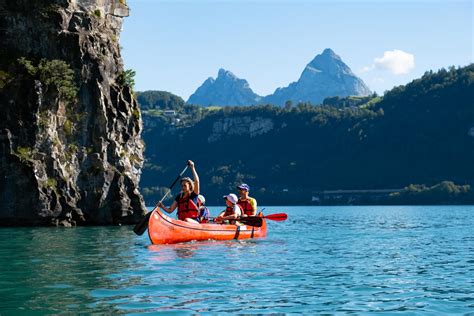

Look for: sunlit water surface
[1,206,473,314]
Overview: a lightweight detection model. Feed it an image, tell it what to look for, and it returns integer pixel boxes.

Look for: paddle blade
[133,211,152,235]
[264,213,288,221]
[239,217,263,227]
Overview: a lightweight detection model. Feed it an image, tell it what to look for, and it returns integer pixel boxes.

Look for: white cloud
[374,50,415,75]
[361,50,415,75]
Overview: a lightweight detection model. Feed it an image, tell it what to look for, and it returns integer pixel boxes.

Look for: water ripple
[0,205,473,314]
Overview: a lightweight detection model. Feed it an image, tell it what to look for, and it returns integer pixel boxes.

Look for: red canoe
[148,208,267,244]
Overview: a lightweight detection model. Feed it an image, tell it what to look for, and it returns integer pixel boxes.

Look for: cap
[237,183,250,191]
[197,194,205,205]
[223,193,238,204]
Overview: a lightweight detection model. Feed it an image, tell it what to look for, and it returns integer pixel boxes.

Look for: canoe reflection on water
[148,242,203,260]
[147,239,260,262]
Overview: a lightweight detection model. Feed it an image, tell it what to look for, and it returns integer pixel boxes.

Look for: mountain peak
[261,48,371,105]
[307,48,346,74]
[187,69,261,106]
[217,68,237,80]
[322,48,337,57]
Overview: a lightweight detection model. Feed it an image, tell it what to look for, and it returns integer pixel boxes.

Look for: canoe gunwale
[154,209,261,232]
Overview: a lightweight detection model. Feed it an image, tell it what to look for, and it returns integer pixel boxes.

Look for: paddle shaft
[210,213,287,227]
[157,165,189,205]
[133,165,188,235]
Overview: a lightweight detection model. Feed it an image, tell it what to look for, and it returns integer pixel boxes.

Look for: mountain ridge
[186,48,371,107]
[187,68,261,106]
[261,48,371,106]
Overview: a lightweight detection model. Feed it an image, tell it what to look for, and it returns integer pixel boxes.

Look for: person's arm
[158,200,178,214]
[222,205,240,220]
[250,198,257,216]
[214,210,225,223]
[188,160,200,195]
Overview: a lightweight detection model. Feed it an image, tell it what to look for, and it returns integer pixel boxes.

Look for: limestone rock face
[187,69,262,106]
[207,116,274,142]
[0,0,146,226]
[262,48,371,106]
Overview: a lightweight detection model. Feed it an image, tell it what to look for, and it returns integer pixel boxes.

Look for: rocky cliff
[207,116,274,142]
[187,68,261,106]
[0,0,146,226]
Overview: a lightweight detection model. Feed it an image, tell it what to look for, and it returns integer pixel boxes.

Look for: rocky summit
[187,68,262,106]
[0,0,146,226]
[261,48,371,106]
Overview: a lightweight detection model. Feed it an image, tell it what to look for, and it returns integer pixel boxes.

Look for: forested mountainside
[139,65,474,205]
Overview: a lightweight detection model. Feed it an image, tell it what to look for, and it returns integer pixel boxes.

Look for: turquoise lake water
[1,205,473,314]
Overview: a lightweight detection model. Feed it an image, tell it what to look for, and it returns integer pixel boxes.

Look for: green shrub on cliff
[38,59,77,103]
[14,146,35,163]
[118,69,136,89]
[0,70,12,89]
[17,58,78,103]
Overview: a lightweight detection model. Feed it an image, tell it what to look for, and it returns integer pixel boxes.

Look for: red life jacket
[238,198,254,216]
[224,204,243,217]
[177,193,199,220]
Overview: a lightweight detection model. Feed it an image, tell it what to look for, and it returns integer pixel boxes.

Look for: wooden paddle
[212,213,288,227]
[133,165,188,235]
[239,213,288,227]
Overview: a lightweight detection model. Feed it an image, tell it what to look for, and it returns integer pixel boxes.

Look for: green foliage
[68,143,78,154]
[14,146,35,163]
[44,178,58,192]
[0,70,12,89]
[38,59,78,103]
[93,9,101,18]
[132,108,140,119]
[118,69,136,89]
[136,90,185,110]
[17,57,37,76]
[390,181,472,204]
[40,4,62,19]
[139,64,474,205]
[323,95,376,108]
[37,111,50,128]
[63,119,73,136]
[18,58,78,103]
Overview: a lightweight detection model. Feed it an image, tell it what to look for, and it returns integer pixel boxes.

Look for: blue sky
[121,0,473,100]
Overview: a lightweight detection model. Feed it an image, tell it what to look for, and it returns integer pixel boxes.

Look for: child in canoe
[214,193,242,225]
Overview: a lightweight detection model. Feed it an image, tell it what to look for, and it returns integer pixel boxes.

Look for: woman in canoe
[158,160,201,223]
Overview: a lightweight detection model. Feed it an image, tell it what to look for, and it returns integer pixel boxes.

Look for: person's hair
[180,177,194,191]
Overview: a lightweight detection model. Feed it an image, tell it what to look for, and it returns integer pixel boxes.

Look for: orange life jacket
[177,193,199,220]
[238,198,254,216]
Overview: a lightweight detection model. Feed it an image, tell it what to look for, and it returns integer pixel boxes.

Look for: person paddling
[215,193,242,225]
[236,183,257,217]
[158,160,201,223]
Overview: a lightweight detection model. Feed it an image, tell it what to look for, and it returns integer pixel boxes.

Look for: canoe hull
[148,209,267,244]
